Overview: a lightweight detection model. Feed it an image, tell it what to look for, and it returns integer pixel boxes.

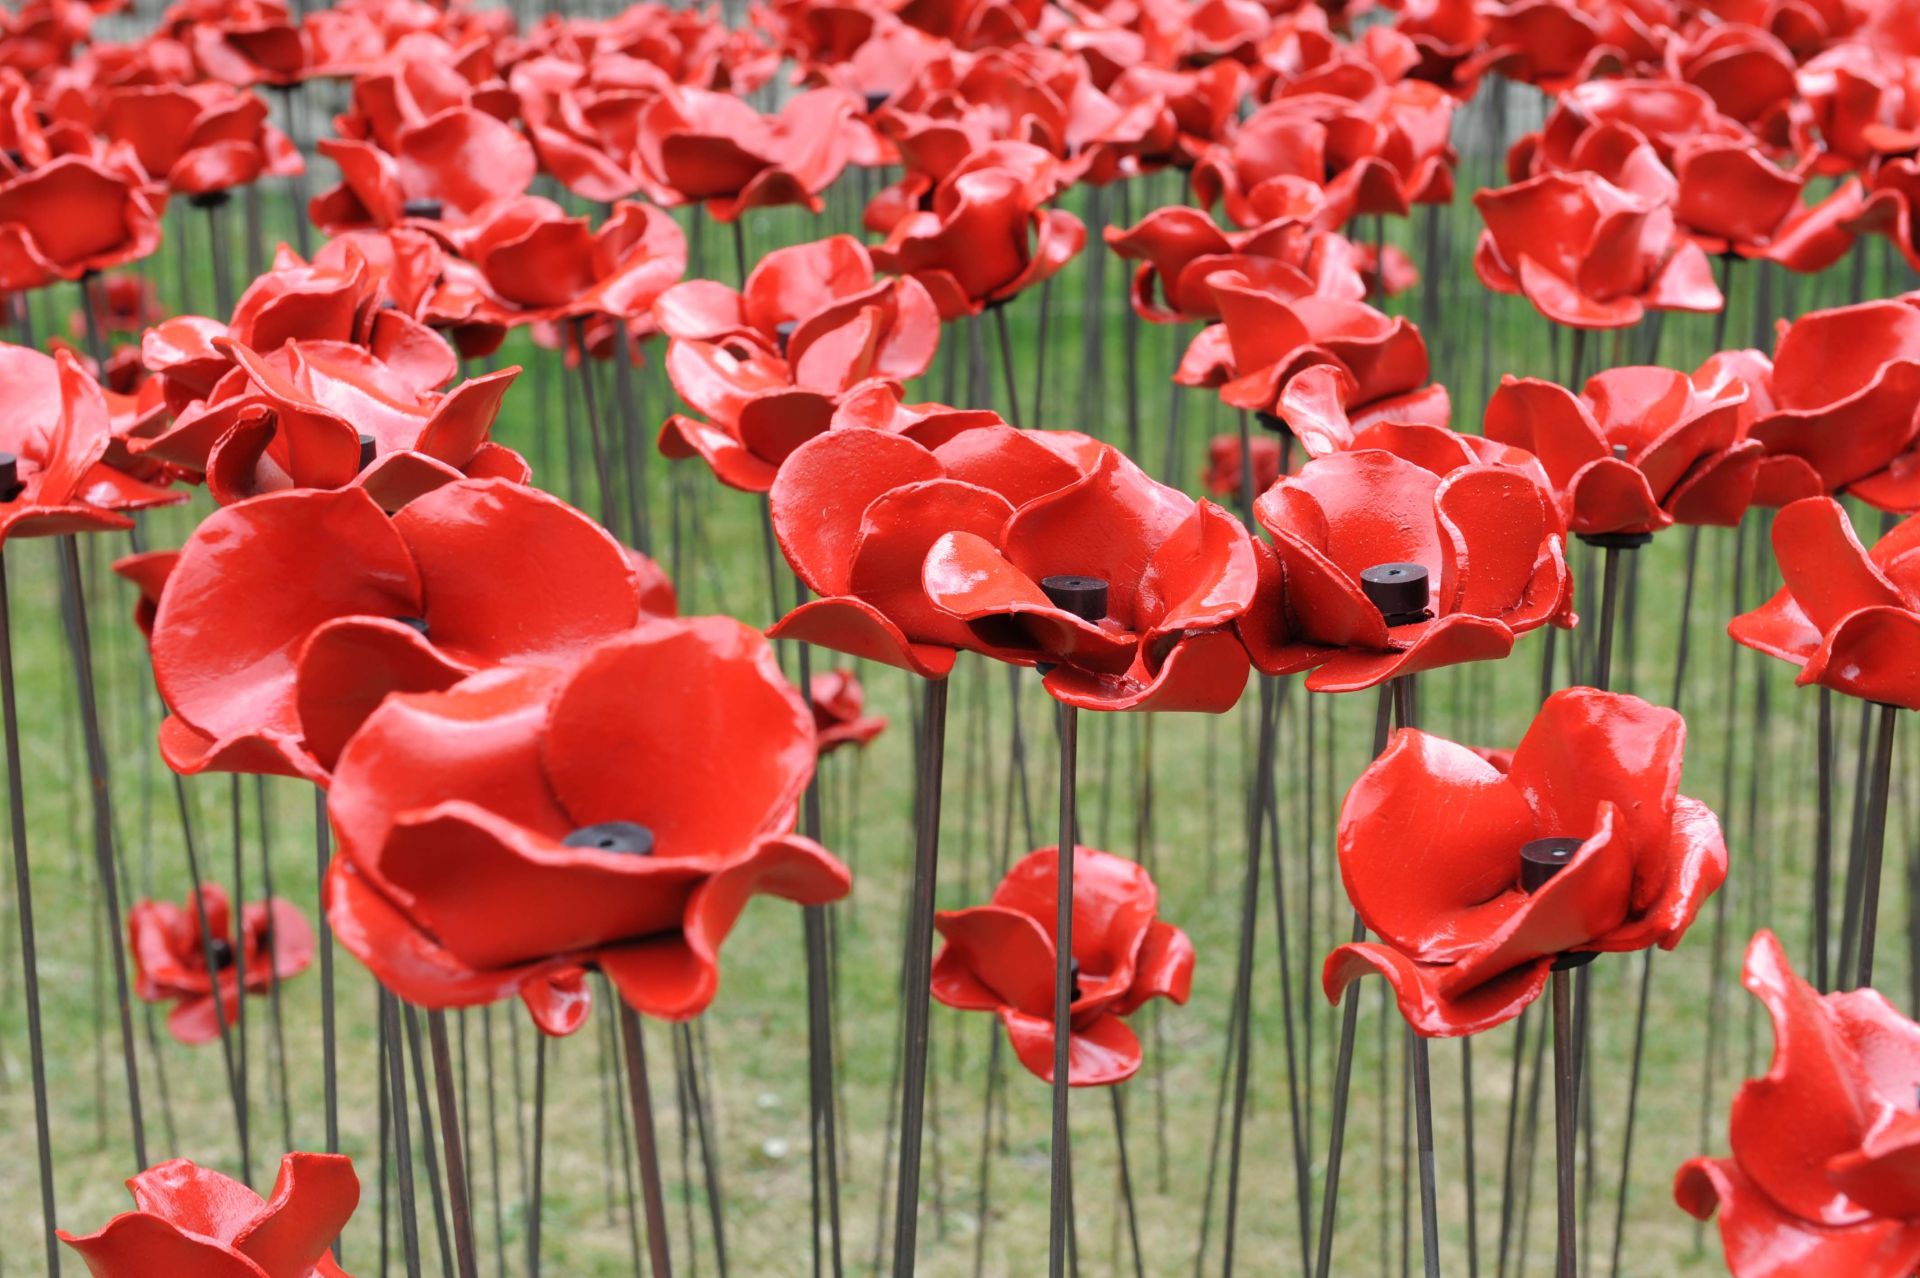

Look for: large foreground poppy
[932,844,1193,1085]
[325,618,850,1035]
[1324,688,1726,1035]
[1677,931,1920,1278]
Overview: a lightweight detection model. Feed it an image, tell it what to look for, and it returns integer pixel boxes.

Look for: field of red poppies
[1,0,1919,1273]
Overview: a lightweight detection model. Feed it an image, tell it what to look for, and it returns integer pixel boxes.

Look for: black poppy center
[1360,562,1430,627]
[206,937,236,971]
[357,432,378,471]
[564,821,656,856]
[0,450,22,502]
[1040,575,1109,623]
[403,197,445,220]
[774,320,797,355]
[1067,956,1084,1004]
[1520,837,1598,970]
[393,616,430,637]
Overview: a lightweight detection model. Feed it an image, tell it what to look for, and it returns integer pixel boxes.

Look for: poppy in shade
[1174,269,1441,428]
[932,844,1193,1085]
[129,882,313,1045]
[0,344,169,544]
[147,479,652,783]
[1203,433,1283,499]
[80,82,302,197]
[767,420,1097,680]
[922,443,1258,712]
[69,273,161,338]
[325,618,851,1036]
[1677,930,1920,1278]
[1473,170,1723,329]
[1244,448,1571,692]
[632,85,867,222]
[1483,364,1761,537]
[0,152,163,290]
[1731,497,1920,710]
[1324,688,1727,1036]
[309,106,537,237]
[61,1152,358,1277]
[1745,299,1920,512]
[811,668,886,754]
[872,161,1086,319]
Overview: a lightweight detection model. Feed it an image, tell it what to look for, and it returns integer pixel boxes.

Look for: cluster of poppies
[7,0,1920,1270]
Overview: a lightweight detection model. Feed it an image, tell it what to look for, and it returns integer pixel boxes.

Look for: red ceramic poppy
[1677,930,1920,1278]
[1271,362,1455,459]
[1731,496,1920,710]
[74,81,303,197]
[1665,22,1798,131]
[1746,299,1920,511]
[114,547,178,637]
[0,343,171,544]
[1204,432,1283,499]
[1474,169,1722,329]
[767,420,1098,679]
[1393,0,1488,89]
[129,882,314,1045]
[1175,269,1434,424]
[170,0,311,86]
[1456,0,1611,91]
[1324,688,1727,1035]
[335,36,516,157]
[1104,207,1374,324]
[655,260,942,493]
[1190,77,1455,231]
[1109,62,1247,167]
[0,150,163,290]
[425,197,687,343]
[1794,43,1920,176]
[148,479,652,782]
[1674,139,1860,269]
[143,236,454,420]
[310,106,537,237]
[1483,363,1761,536]
[922,442,1258,712]
[811,668,887,754]
[60,1152,359,1277]
[871,160,1086,319]
[1244,447,1572,692]
[631,84,866,222]
[68,273,161,339]
[932,844,1193,1085]
[325,617,850,1035]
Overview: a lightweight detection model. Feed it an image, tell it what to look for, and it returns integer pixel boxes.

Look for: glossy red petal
[543,618,814,859]
[1001,1007,1143,1086]
[769,428,941,596]
[1323,943,1552,1037]
[768,597,956,679]
[232,1153,358,1278]
[60,1214,269,1278]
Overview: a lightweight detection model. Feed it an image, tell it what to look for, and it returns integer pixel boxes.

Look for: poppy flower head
[631,84,869,222]
[1678,930,1920,1277]
[1324,688,1727,1036]
[1473,169,1724,329]
[1747,298,1920,511]
[920,440,1259,712]
[1483,364,1760,536]
[767,421,1099,679]
[129,882,315,1045]
[871,160,1086,319]
[0,343,150,544]
[810,667,887,754]
[325,617,850,1035]
[59,1151,360,1277]
[1245,447,1571,692]
[932,844,1194,1086]
[1731,496,1920,709]
[0,151,163,291]
[147,479,650,783]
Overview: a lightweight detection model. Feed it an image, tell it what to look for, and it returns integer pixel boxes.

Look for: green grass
[0,88,1913,1276]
